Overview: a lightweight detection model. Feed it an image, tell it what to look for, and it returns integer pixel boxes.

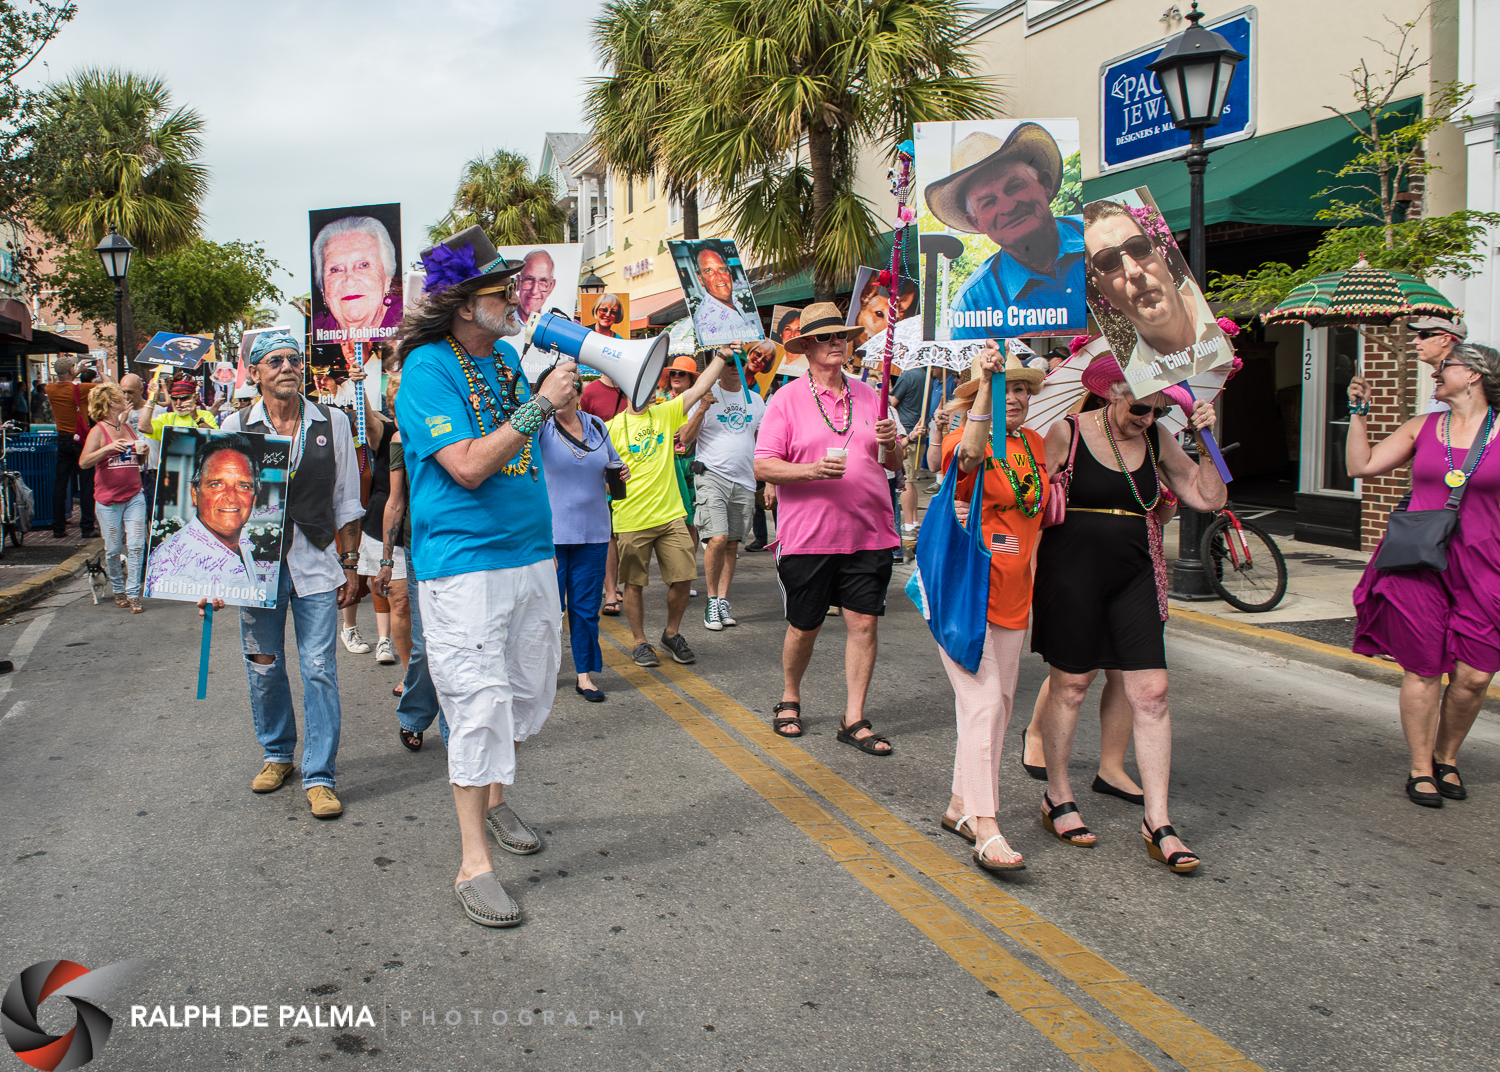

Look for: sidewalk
[0,504,106,616]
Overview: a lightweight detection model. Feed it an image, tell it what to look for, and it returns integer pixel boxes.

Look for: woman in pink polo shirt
[754,302,902,755]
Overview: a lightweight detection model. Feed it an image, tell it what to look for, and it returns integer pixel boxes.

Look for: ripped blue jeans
[239,566,341,790]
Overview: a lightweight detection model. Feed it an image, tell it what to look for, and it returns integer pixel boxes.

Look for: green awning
[1080,97,1421,230]
[750,225,915,307]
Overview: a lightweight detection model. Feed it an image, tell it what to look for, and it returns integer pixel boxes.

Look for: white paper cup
[825,447,848,461]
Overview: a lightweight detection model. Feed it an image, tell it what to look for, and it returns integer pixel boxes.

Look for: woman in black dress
[1031,353,1225,872]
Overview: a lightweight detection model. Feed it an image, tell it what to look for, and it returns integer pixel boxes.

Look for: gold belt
[1069,508,1145,518]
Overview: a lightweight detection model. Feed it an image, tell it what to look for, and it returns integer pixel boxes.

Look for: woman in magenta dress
[1347,341,1500,808]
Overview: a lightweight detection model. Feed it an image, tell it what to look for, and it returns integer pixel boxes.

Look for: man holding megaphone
[394,226,580,929]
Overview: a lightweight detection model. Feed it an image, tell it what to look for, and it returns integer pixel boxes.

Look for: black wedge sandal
[1041,794,1096,847]
[1143,822,1199,873]
[771,701,803,738]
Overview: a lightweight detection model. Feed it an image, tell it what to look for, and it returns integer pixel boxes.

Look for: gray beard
[474,301,522,338]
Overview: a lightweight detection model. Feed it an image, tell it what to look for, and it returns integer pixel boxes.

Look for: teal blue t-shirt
[395,338,553,581]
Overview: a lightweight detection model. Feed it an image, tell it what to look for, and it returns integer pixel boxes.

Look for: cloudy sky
[30,0,604,325]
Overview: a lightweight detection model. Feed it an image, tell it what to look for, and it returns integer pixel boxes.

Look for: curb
[1167,605,1500,706]
[0,539,105,617]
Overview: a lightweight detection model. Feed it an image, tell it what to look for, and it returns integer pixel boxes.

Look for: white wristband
[966,411,993,421]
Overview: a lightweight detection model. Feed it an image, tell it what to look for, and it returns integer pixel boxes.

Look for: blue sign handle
[732,351,753,406]
[197,604,213,700]
[1179,383,1233,484]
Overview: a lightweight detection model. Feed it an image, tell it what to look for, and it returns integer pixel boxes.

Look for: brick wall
[1358,325,1430,551]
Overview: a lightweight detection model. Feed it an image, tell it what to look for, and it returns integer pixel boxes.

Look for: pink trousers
[938,623,1026,818]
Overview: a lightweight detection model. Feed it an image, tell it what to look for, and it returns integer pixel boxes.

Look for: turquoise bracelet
[510,400,546,437]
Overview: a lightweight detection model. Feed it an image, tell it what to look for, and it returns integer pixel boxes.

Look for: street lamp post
[94,226,135,382]
[1147,1,1244,599]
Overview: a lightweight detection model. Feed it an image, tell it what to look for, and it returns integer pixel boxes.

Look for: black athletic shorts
[776,548,897,631]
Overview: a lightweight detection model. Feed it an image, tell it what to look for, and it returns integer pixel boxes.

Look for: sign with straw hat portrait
[915,119,1085,343]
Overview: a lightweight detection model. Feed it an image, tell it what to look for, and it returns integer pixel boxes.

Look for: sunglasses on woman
[1127,402,1168,419]
[1090,234,1156,274]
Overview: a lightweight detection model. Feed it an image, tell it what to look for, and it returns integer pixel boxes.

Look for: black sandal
[1143,822,1199,873]
[1432,760,1467,801]
[399,729,423,753]
[1041,793,1096,847]
[771,701,803,738]
[836,718,892,756]
[1405,774,1443,808]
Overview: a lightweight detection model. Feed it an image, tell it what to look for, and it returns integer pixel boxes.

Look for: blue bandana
[247,330,302,365]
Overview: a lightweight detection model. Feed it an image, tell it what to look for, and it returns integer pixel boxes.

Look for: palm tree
[664,0,999,301]
[585,0,701,240]
[36,68,207,253]
[36,68,208,355]
[428,149,566,246]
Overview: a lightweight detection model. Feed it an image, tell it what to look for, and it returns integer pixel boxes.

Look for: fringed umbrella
[1262,260,1459,327]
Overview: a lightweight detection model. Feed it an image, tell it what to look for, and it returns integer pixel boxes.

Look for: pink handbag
[1040,415,1079,529]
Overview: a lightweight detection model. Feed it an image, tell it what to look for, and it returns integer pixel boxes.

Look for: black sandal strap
[773,701,801,715]
[1165,851,1198,866]
[1406,775,1439,791]
[1146,823,1178,845]
[1432,763,1462,782]
[1047,799,1081,821]
[838,718,872,737]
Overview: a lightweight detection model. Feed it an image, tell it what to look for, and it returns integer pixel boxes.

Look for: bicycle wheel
[1200,515,1288,613]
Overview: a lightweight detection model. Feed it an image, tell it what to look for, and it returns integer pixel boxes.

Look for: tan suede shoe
[307,786,343,819]
[251,761,294,793]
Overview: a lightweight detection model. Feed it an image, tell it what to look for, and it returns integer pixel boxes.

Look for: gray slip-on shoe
[486,801,542,855]
[454,872,521,927]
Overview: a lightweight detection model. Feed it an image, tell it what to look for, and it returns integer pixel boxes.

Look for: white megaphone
[525,312,669,410]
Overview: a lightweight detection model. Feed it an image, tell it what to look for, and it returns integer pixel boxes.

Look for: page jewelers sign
[1098,6,1256,173]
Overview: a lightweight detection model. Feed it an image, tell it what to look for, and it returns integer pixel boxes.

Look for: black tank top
[1068,416,1160,514]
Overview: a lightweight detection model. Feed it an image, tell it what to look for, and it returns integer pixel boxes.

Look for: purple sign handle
[1178,383,1232,484]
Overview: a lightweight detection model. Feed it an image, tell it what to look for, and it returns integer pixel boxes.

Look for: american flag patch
[990,532,1020,555]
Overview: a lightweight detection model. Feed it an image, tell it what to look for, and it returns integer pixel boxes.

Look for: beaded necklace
[446,335,535,478]
[992,427,1043,518]
[1442,407,1496,488]
[1099,409,1161,512]
[808,371,854,435]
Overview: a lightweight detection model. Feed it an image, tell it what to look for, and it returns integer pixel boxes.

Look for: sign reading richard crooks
[1098,6,1256,173]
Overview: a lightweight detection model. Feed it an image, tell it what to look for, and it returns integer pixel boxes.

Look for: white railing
[581,215,614,261]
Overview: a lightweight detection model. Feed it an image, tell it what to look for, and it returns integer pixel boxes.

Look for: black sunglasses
[809,332,844,344]
[1127,402,1168,419]
[1090,234,1156,274]
[1415,329,1452,341]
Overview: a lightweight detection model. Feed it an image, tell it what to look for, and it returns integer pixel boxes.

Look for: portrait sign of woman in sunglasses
[1082,189,1234,398]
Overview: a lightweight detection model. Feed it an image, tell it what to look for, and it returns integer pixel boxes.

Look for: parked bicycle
[0,420,30,557]
[1199,506,1288,612]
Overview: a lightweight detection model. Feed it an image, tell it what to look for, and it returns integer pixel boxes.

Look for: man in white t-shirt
[691,347,766,631]
[119,374,161,512]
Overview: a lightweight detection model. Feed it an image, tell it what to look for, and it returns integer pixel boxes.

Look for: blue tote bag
[910,438,992,673]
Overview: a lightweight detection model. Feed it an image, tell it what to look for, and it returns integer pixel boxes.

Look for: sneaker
[632,642,660,667]
[307,785,343,819]
[341,625,372,654]
[660,630,696,664]
[375,637,396,664]
[718,598,737,627]
[703,597,724,631]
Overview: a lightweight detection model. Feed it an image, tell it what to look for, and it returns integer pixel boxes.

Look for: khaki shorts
[695,468,755,542]
[903,438,923,483]
[616,517,698,587]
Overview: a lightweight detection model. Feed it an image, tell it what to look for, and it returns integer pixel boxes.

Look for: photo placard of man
[1081,190,1233,397]
[143,431,267,604]
[394,224,579,930]
[215,330,366,822]
[672,240,764,348]
[754,302,901,756]
[692,346,767,632]
[919,121,1086,340]
[513,249,557,323]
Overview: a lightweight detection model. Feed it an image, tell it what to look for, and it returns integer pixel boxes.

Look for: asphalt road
[0,553,1495,1072]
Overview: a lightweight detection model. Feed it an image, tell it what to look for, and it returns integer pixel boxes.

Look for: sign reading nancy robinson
[143,427,292,608]
[309,202,403,370]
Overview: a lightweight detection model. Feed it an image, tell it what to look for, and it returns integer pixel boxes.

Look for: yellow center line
[598,637,1155,1072]
[600,618,1263,1072]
